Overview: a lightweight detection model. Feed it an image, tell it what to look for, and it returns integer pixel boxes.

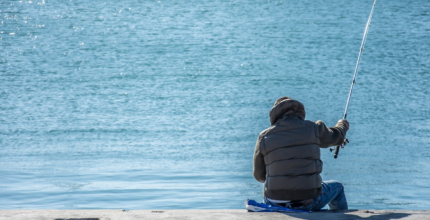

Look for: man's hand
[338,119,349,131]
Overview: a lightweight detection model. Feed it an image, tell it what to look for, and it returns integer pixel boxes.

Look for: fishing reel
[330,139,349,152]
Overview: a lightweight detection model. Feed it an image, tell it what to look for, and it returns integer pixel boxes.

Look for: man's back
[255,116,323,201]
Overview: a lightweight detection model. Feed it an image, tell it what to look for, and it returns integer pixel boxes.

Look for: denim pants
[264,180,348,211]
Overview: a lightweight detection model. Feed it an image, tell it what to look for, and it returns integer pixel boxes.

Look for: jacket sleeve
[316,120,348,148]
[253,135,266,183]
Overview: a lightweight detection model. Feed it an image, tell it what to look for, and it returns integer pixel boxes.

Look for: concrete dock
[1,209,429,220]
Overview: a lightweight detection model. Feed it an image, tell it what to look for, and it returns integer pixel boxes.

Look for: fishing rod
[331,0,377,159]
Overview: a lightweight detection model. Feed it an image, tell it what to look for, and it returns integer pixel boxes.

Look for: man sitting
[253,97,349,211]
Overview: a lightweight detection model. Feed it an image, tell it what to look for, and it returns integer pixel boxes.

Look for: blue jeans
[264,180,348,211]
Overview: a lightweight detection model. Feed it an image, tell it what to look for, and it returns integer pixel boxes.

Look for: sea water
[1,0,429,210]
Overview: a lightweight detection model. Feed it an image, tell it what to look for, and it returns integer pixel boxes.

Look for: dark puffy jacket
[253,99,348,201]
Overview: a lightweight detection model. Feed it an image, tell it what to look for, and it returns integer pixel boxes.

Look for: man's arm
[316,119,349,148]
[253,135,266,183]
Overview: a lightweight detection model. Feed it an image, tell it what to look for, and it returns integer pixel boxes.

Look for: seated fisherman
[253,97,349,211]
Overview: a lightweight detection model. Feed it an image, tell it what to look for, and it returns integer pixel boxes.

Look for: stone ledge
[1,209,429,220]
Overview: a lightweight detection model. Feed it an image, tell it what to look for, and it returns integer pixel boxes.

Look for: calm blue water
[1,0,429,210]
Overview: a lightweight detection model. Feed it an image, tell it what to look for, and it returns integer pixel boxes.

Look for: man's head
[274,96,292,106]
[269,97,306,125]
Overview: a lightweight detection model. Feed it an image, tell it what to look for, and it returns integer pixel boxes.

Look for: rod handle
[333,146,340,159]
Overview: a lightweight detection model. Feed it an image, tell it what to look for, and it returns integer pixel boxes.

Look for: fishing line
[332,0,377,159]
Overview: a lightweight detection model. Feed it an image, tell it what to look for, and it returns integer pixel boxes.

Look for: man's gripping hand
[338,119,349,131]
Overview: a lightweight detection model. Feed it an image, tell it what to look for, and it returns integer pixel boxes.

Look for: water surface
[1,0,429,210]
